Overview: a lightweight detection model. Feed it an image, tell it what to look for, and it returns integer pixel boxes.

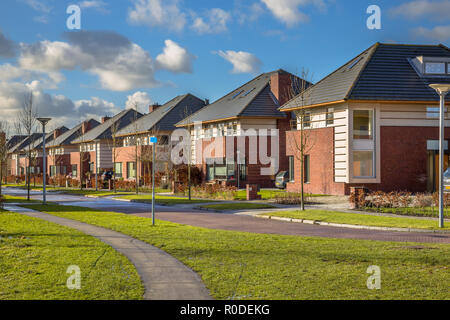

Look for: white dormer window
[425,62,446,75]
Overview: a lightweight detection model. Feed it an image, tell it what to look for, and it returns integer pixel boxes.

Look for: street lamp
[429,84,450,229]
[37,118,51,205]
[150,136,158,225]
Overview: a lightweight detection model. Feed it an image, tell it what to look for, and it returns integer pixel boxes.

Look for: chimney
[204,99,210,106]
[149,103,161,113]
[270,70,293,107]
[81,121,91,135]
[53,128,64,140]
[101,116,111,123]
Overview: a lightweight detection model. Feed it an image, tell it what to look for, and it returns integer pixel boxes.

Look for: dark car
[101,171,114,181]
[275,171,289,189]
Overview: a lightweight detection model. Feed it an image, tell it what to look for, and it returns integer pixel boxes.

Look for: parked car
[444,168,450,192]
[101,171,114,181]
[275,171,289,189]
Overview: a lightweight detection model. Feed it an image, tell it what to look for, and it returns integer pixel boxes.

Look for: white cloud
[125,91,153,113]
[215,50,263,74]
[191,8,231,34]
[79,0,110,13]
[0,80,120,128]
[413,25,450,41]
[24,0,51,13]
[236,2,265,24]
[18,31,159,92]
[261,0,325,26]
[390,0,450,21]
[128,0,186,32]
[155,40,195,73]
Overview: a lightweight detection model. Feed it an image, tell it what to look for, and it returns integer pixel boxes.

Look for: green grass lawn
[0,210,143,300]
[364,207,450,219]
[20,203,450,300]
[120,195,215,205]
[200,203,276,211]
[2,195,42,204]
[262,210,449,231]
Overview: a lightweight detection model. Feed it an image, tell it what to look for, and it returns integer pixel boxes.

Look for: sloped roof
[72,109,143,144]
[116,94,206,136]
[7,135,27,150]
[47,119,100,148]
[176,70,289,126]
[27,126,69,150]
[281,43,450,111]
[8,133,41,153]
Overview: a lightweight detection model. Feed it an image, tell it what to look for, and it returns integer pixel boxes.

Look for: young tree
[286,69,315,211]
[182,106,195,201]
[110,121,122,193]
[17,92,38,201]
[0,121,9,198]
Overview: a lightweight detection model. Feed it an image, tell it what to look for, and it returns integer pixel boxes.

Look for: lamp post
[150,136,158,225]
[37,118,51,205]
[429,84,450,229]
[94,139,99,191]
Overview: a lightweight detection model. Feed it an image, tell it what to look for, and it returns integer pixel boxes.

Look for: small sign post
[150,136,158,225]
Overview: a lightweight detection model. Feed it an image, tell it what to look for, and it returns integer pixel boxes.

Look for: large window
[303,112,311,128]
[304,155,310,184]
[50,165,57,177]
[425,62,446,74]
[206,158,241,181]
[127,162,136,179]
[288,156,295,182]
[114,162,123,178]
[353,110,373,140]
[353,151,374,178]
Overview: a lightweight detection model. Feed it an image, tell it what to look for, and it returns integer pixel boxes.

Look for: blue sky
[0,0,449,128]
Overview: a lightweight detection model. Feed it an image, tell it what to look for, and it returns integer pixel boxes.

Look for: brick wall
[47,154,71,176]
[286,127,346,195]
[346,126,450,194]
[70,151,93,181]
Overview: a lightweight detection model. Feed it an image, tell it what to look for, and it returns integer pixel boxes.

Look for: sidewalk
[4,204,212,301]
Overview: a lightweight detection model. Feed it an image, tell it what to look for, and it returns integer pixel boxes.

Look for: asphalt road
[4,188,450,244]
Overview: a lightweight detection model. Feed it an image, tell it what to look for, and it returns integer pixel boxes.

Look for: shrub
[274,192,312,205]
[187,184,237,200]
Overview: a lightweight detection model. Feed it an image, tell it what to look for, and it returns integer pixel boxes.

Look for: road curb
[258,215,450,234]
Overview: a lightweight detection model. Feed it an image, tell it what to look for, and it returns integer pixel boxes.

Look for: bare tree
[182,106,195,201]
[17,92,38,201]
[0,121,9,198]
[285,69,315,211]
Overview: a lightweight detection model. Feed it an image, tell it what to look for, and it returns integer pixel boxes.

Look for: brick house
[280,43,450,195]
[46,119,100,179]
[8,133,41,177]
[5,135,26,176]
[25,126,69,177]
[176,70,307,188]
[114,94,206,182]
[70,109,142,182]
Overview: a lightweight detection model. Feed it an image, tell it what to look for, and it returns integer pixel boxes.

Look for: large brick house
[114,94,206,181]
[8,133,41,177]
[176,70,307,188]
[71,109,142,182]
[280,43,450,195]
[5,135,26,176]
[46,119,100,179]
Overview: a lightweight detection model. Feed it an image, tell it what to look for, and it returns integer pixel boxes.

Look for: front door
[427,151,450,192]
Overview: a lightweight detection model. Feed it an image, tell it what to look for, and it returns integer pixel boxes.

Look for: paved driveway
[4,188,450,244]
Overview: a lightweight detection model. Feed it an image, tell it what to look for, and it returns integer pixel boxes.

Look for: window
[159,135,169,145]
[218,123,225,136]
[425,62,446,74]
[232,90,244,99]
[303,112,311,128]
[448,63,450,74]
[353,151,374,178]
[127,162,136,179]
[426,106,447,119]
[239,158,247,181]
[304,155,310,183]
[326,108,334,126]
[353,110,373,140]
[288,156,295,182]
[348,57,362,70]
[50,165,57,177]
[114,162,123,178]
[72,165,77,177]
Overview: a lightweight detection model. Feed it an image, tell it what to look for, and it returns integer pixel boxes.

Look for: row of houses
[4,43,450,195]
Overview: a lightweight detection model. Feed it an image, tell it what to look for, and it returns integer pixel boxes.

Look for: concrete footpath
[4,205,212,301]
